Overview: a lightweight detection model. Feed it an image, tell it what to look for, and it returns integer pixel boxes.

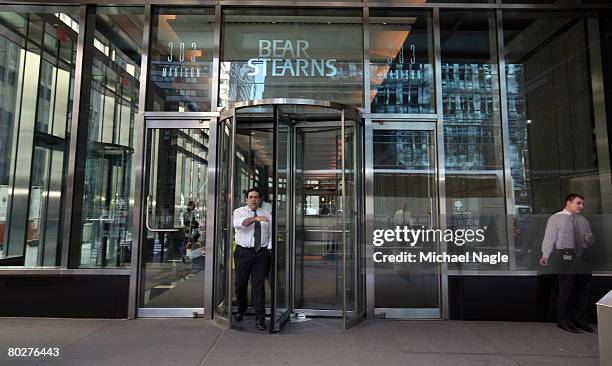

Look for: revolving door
[214,99,364,332]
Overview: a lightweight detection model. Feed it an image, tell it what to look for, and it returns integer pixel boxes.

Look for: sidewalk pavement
[0,317,599,366]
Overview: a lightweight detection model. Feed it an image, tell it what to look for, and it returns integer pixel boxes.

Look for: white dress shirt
[233,205,272,250]
[541,209,595,257]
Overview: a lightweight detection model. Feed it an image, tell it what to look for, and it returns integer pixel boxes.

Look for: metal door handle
[146,196,181,232]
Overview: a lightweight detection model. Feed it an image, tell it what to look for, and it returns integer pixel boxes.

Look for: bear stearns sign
[246,40,337,78]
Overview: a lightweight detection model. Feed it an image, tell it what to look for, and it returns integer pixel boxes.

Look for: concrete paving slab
[35,319,222,366]
[0,318,113,366]
[465,321,599,357]
[349,320,499,354]
[511,355,599,366]
[203,349,520,366]
[0,318,600,366]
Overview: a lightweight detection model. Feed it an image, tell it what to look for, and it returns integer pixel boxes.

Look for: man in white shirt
[232,187,272,330]
[540,193,595,333]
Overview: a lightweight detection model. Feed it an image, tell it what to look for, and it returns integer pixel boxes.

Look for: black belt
[555,248,575,253]
[237,246,269,251]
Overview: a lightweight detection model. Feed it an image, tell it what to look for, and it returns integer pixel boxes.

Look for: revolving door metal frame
[213,98,365,330]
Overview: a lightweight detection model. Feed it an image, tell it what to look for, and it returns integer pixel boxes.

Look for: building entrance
[215,99,365,332]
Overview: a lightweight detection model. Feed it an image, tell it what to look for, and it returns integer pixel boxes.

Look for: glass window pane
[504,1,606,4]
[503,10,612,270]
[0,8,78,267]
[220,8,363,107]
[369,9,434,114]
[373,129,440,310]
[383,0,495,2]
[440,11,508,270]
[76,7,143,268]
[147,7,215,112]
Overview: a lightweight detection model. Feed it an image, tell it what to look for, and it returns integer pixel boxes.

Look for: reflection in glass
[295,125,346,310]
[369,10,434,114]
[271,110,290,331]
[76,7,143,268]
[503,11,611,270]
[220,8,363,107]
[0,9,77,266]
[373,129,439,312]
[440,11,507,270]
[215,121,231,320]
[148,7,215,112]
[343,116,361,326]
[140,128,208,308]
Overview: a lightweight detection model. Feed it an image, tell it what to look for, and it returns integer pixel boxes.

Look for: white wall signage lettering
[247,40,337,77]
[161,42,203,79]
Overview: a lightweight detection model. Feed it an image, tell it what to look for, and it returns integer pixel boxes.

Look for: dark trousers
[555,249,591,325]
[234,246,270,322]
[557,273,591,325]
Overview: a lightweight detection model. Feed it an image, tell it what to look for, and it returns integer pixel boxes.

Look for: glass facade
[220,8,363,107]
[502,10,610,271]
[147,7,215,112]
[440,11,508,270]
[0,1,611,323]
[75,6,143,268]
[369,9,434,114]
[0,8,78,267]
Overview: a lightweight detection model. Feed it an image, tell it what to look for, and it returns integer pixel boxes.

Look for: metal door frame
[135,118,212,318]
[366,120,443,319]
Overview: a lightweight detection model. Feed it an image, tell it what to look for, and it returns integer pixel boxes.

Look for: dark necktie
[571,214,583,257]
[253,210,261,252]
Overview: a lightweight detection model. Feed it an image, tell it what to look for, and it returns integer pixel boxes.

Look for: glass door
[270,107,292,332]
[342,110,364,328]
[214,115,234,327]
[138,120,210,317]
[371,122,440,318]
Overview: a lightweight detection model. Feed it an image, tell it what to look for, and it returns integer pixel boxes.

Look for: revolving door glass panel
[217,102,364,330]
[292,107,361,323]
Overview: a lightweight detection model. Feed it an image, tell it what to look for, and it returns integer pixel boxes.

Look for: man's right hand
[257,216,269,223]
[539,256,548,266]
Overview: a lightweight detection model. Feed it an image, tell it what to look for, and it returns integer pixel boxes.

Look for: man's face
[566,197,585,214]
[247,191,261,210]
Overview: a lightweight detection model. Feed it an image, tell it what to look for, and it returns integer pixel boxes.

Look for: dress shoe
[558,322,581,333]
[234,313,243,322]
[574,322,594,333]
[255,320,266,330]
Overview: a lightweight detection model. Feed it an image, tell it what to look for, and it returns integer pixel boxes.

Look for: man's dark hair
[246,187,261,198]
[565,193,584,203]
